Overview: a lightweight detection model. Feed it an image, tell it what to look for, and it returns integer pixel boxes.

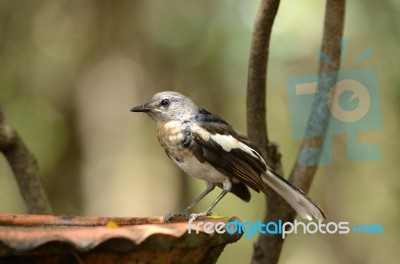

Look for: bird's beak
[130,104,152,113]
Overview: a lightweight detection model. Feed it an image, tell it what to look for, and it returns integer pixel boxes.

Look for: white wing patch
[210,134,266,166]
[210,134,237,151]
[191,125,210,141]
[191,125,266,167]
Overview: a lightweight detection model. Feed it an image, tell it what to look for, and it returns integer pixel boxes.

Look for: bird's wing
[190,120,267,194]
[189,109,326,220]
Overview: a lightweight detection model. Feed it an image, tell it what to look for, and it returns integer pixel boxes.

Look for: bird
[130,91,326,222]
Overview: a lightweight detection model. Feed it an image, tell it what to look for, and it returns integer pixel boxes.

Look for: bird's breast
[156,121,190,161]
[156,120,229,183]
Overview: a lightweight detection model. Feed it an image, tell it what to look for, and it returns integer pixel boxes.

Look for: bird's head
[131,91,198,122]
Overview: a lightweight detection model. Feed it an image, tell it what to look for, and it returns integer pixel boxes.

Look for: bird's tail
[262,169,327,221]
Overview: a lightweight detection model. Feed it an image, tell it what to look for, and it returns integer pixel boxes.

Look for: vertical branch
[246,1,285,262]
[249,1,346,264]
[0,106,53,214]
[246,0,282,172]
[289,0,345,191]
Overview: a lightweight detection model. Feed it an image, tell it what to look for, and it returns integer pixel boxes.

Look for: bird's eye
[160,99,170,108]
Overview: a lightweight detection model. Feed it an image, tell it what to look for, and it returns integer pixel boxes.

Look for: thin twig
[246,0,282,174]
[246,1,283,263]
[0,106,53,214]
[246,1,284,262]
[249,1,346,263]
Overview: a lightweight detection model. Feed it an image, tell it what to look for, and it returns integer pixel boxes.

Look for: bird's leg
[164,182,215,223]
[189,178,232,222]
[183,182,216,214]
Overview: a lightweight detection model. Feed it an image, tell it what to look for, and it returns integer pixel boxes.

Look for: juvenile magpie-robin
[131,91,326,221]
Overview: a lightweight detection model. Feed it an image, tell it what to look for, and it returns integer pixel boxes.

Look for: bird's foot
[164,209,191,223]
[188,210,211,223]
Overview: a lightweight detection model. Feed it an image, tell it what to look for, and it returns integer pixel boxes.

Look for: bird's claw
[164,209,212,223]
[189,211,211,223]
[164,210,191,223]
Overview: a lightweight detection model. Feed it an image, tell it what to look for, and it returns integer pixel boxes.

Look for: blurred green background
[0,0,398,263]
